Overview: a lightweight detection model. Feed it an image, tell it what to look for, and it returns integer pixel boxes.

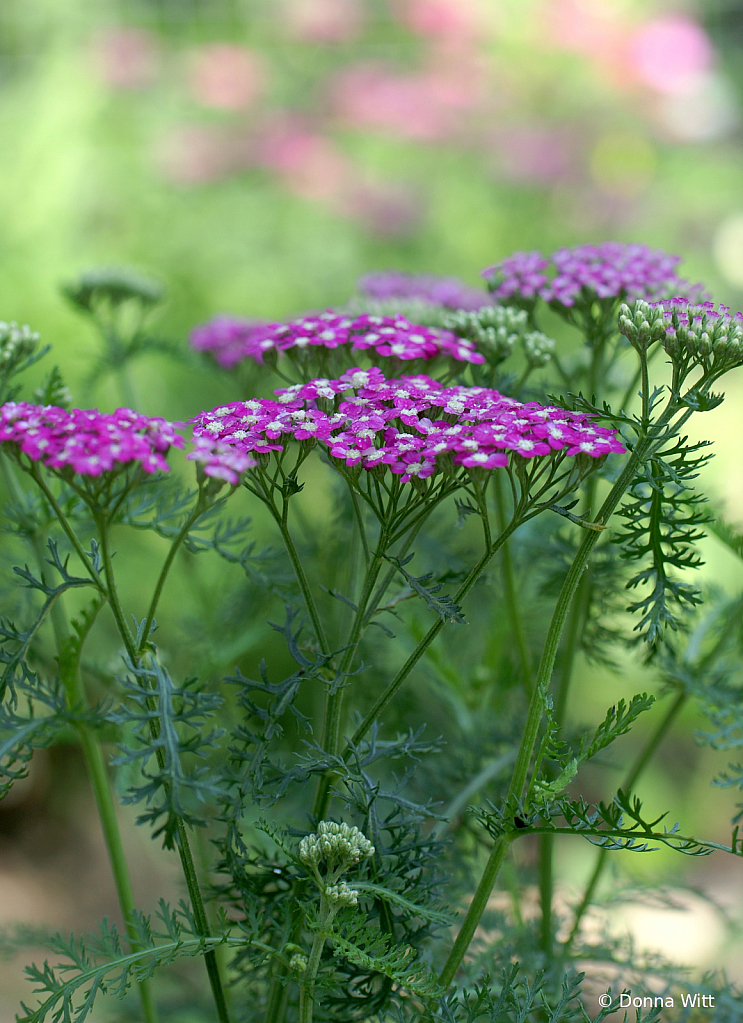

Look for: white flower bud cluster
[617,301,667,351]
[324,881,359,906]
[0,322,39,367]
[521,331,555,368]
[289,952,308,974]
[443,306,527,365]
[651,300,743,368]
[299,820,375,872]
[620,299,743,374]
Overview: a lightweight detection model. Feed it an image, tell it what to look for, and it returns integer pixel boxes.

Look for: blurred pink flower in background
[91,27,159,89]
[256,116,351,201]
[329,61,478,140]
[628,15,713,96]
[491,125,574,183]
[283,0,365,42]
[537,0,633,87]
[188,44,265,110]
[395,0,484,39]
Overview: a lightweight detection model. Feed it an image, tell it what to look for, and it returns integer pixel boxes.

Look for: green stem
[563,691,686,953]
[0,453,69,648]
[137,493,209,653]
[348,518,521,753]
[277,511,331,656]
[312,535,389,820]
[564,593,743,951]
[298,899,338,1023]
[439,426,657,989]
[98,520,232,1022]
[493,474,531,692]
[434,750,517,839]
[60,628,158,1023]
[29,468,106,591]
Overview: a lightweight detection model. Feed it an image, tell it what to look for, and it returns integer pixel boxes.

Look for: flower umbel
[191,369,625,485]
[190,315,275,368]
[357,271,490,311]
[0,403,184,476]
[483,243,708,309]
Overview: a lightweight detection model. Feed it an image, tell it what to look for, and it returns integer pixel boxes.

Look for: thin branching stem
[439,356,683,987]
[96,517,232,1023]
[493,472,531,693]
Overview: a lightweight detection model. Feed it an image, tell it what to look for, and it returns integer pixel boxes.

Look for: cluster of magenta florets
[191,367,625,483]
[0,403,183,476]
[482,243,707,308]
[357,271,490,311]
[249,311,484,365]
[191,312,484,369]
[0,403,258,486]
[190,315,275,368]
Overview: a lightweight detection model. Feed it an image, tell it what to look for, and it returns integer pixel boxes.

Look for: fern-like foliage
[16,901,250,1023]
[326,914,442,999]
[616,436,713,649]
[108,657,228,847]
[475,789,743,858]
[383,554,466,623]
[0,540,100,700]
[118,483,289,594]
[381,965,660,1023]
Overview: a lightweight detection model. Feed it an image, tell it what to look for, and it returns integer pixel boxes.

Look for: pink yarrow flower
[357,271,490,311]
[191,369,625,482]
[194,310,485,368]
[482,243,708,308]
[186,436,257,484]
[190,315,275,367]
[0,403,184,477]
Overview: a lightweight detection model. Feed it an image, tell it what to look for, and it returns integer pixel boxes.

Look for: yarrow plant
[3,243,743,1023]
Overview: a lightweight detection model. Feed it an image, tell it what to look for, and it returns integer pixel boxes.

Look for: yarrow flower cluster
[254,311,484,365]
[357,271,490,311]
[0,403,184,476]
[192,367,625,484]
[190,315,274,368]
[482,243,707,309]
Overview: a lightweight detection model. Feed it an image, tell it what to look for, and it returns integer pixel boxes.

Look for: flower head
[231,310,487,370]
[483,243,708,309]
[191,369,625,484]
[357,271,490,311]
[643,298,743,374]
[0,403,184,477]
[190,315,275,368]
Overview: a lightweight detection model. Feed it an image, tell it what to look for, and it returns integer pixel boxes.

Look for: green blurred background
[4,0,743,1015]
